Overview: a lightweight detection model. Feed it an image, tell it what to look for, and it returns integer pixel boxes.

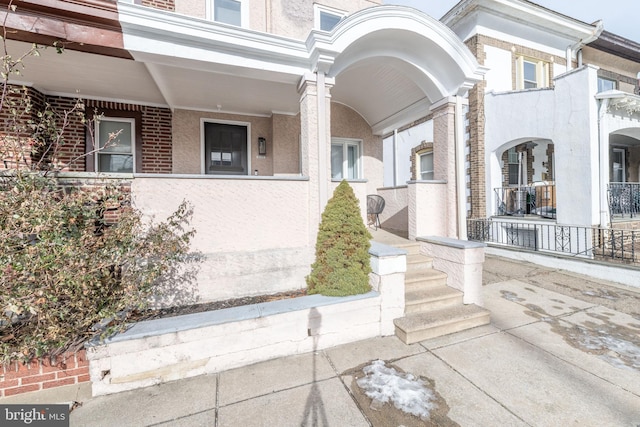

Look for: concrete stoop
[394,243,490,345]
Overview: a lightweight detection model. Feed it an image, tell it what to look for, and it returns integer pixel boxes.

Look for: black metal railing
[608,183,640,218]
[495,184,556,219]
[468,218,639,264]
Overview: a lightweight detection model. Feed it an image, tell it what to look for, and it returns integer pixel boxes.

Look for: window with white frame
[597,77,616,93]
[96,118,135,173]
[314,4,346,31]
[419,151,434,180]
[208,0,247,27]
[516,56,549,90]
[331,138,361,180]
[507,147,520,186]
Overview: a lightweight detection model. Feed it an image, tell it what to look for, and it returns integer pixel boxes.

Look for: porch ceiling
[7,39,165,106]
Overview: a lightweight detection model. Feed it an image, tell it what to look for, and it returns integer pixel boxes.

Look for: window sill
[331,178,368,183]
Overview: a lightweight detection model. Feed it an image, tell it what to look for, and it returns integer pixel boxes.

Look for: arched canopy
[308,6,485,134]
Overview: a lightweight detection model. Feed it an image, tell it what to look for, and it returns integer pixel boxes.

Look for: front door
[204,122,248,175]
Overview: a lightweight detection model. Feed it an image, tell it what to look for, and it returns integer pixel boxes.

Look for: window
[516,56,549,90]
[507,148,520,186]
[203,121,249,175]
[96,118,135,173]
[314,5,346,31]
[598,77,616,93]
[331,139,361,180]
[208,0,247,27]
[419,151,434,180]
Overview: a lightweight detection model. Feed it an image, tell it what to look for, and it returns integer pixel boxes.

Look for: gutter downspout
[566,20,603,70]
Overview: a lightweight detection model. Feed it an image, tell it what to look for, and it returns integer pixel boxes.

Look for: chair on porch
[367,195,385,230]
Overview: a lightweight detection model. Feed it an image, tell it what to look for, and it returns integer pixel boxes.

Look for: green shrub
[306,180,372,296]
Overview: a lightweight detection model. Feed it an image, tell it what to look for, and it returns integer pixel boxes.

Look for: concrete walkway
[5,253,640,426]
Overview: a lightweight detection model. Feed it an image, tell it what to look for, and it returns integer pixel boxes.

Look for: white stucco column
[298,72,334,244]
[299,74,321,245]
[430,97,458,238]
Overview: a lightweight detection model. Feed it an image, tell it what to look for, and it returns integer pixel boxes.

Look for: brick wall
[142,0,175,11]
[2,88,173,173]
[141,107,173,173]
[47,96,87,171]
[465,35,487,219]
[0,350,89,398]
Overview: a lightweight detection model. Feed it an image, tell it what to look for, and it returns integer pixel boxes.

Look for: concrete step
[405,287,463,314]
[393,242,421,255]
[394,305,491,344]
[404,269,448,290]
[406,253,433,270]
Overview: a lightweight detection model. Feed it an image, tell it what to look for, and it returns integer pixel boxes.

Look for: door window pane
[613,149,625,182]
[215,0,241,26]
[205,122,248,175]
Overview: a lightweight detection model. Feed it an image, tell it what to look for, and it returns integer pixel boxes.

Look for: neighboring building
[0,0,484,302]
[438,0,640,230]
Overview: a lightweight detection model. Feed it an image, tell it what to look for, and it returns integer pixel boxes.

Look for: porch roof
[5,4,484,133]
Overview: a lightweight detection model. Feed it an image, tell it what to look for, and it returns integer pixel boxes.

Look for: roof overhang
[442,0,600,52]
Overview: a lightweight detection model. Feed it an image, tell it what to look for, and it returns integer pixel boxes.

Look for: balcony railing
[494,184,556,219]
[608,183,640,219]
[468,218,639,264]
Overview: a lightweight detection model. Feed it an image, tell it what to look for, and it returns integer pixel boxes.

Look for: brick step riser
[405,295,463,314]
[395,313,491,344]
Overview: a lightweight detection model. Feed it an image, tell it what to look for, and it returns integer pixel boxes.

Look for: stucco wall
[272,113,301,174]
[172,109,274,176]
[408,181,449,240]
[331,102,383,195]
[173,0,381,38]
[131,176,313,301]
[377,186,408,233]
[266,0,381,39]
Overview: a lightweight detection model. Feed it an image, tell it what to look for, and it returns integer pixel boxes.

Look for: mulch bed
[134,289,308,321]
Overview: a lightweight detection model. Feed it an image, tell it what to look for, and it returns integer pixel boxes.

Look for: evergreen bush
[306,180,372,296]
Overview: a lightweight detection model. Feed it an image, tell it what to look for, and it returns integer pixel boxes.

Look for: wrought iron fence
[467,218,639,264]
[608,183,640,218]
[495,184,556,219]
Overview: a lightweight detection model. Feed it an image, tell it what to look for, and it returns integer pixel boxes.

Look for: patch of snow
[573,327,640,370]
[356,360,436,419]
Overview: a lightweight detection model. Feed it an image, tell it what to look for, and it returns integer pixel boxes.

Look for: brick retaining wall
[0,350,89,398]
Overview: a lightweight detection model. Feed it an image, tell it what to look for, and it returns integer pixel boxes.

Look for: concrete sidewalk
[64,255,640,426]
